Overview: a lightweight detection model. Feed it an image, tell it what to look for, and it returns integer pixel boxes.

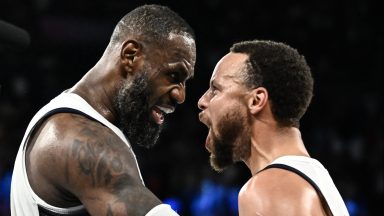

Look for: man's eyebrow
[210,79,221,88]
[168,61,193,80]
[209,75,241,88]
[177,64,191,80]
[182,58,194,79]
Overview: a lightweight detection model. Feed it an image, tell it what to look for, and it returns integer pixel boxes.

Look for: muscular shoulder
[30,112,112,150]
[30,112,120,166]
[28,113,141,199]
[48,112,113,144]
[238,168,327,216]
[28,112,161,214]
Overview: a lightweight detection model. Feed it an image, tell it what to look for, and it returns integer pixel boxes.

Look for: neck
[244,123,309,176]
[68,58,119,125]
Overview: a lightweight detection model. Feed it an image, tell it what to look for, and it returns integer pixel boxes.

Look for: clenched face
[198,53,252,171]
[116,33,196,148]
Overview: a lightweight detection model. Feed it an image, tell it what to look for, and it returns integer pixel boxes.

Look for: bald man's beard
[210,108,251,172]
[115,72,161,149]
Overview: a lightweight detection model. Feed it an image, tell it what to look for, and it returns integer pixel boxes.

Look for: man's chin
[209,154,232,172]
[124,123,162,149]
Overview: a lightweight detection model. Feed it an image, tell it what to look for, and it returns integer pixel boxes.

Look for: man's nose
[197,91,209,110]
[170,85,186,104]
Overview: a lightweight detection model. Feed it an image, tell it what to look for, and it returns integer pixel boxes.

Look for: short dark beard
[114,73,161,149]
[210,107,251,172]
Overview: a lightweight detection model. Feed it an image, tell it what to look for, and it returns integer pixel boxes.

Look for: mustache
[198,111,211,127]
[156,99,177,110]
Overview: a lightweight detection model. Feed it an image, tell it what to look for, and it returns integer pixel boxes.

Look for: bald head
[110,4,195,46]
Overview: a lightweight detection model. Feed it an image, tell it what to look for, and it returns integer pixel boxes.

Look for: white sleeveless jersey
[265,155,349,216]
[11,92,144,216]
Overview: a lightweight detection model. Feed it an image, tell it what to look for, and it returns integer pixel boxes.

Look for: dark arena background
[0,0,382,215]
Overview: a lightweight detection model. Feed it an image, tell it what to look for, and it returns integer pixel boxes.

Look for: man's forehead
[165,33,196,77]
[211,52,248,82]
[168,32,195,48]
[164,32,194,55]
[219,52,248,69]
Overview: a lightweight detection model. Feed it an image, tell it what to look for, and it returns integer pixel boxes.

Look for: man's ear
[120,40,142,74]
[247,87,268,115]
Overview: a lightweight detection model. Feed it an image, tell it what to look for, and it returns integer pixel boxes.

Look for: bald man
[11,4,196,216]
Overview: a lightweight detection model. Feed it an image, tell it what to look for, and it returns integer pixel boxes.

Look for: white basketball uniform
[11,92,144,216]
[263,155,350,216]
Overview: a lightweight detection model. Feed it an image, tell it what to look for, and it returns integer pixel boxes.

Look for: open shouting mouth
[151,105,175,125]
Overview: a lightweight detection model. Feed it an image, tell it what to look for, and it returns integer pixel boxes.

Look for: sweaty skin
[27,113,157,215]
[239,168,330,216]
[199,53,331,216]
[25,33,196,215]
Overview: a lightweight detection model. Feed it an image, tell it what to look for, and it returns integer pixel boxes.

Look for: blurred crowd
[0,0,382,215]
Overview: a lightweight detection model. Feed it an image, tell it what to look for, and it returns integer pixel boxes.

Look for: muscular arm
[27,113,161,215]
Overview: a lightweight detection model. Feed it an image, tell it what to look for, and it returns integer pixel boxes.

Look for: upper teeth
[157,106,174,114]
